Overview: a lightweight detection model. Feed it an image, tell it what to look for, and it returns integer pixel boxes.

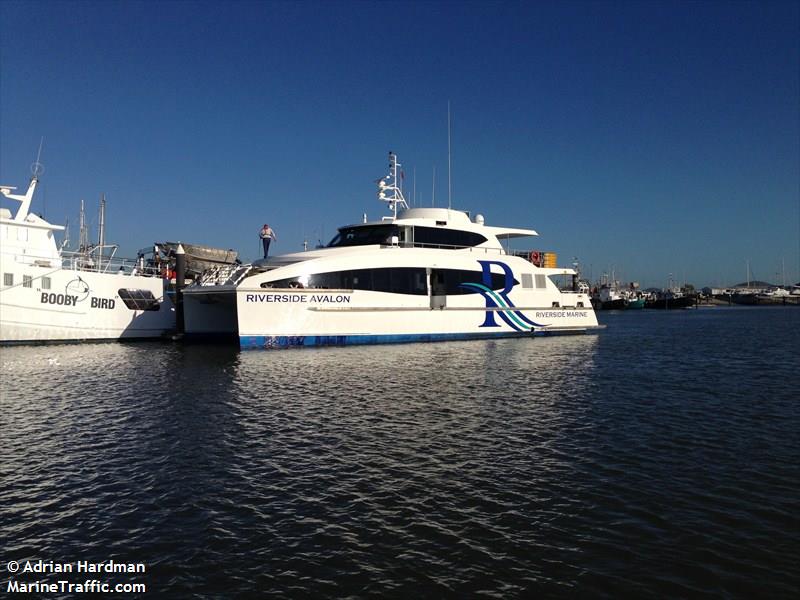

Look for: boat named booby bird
[0,162,175,343]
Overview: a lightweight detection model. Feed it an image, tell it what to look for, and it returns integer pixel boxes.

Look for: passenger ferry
[182,153,600,348]
[0,165,175,343]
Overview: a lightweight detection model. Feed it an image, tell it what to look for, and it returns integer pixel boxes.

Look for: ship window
[41,277,51,290]
[263,267,429,295]
[325,224,487,249]
[3,273,12,287]
[327,225,403,248]
[535,274,547,289]
[118,288,160,311]
[411,226,487,249]
[23,275,32,288]
[444,269,513,295]
[329,268,427,295]
[263,267,512,296]
[390,269,427,295]
[521,273,533,289]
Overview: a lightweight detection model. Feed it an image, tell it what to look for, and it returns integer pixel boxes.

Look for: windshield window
[327,225,401,248]
[412,226,487,248]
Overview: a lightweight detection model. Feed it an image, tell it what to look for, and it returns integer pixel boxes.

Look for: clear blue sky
[2,0,798,288]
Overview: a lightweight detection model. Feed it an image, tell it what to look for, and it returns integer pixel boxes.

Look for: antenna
[1,142,43,221]
[61,218,70,250]
[412,166,416,207]
[31,137,45,179]
[432,165,436,207]
[447,101,452,210]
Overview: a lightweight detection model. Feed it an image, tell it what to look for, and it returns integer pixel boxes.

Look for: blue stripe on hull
[239,329,586,349]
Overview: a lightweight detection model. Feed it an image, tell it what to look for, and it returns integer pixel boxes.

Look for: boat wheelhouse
[0,165,176,343]
[182,152,601,348]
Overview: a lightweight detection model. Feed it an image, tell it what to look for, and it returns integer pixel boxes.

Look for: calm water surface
[1,306,798,598]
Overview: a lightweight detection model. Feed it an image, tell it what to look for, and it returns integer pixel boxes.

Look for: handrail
[59,249,161,276]
[382,241,507,254]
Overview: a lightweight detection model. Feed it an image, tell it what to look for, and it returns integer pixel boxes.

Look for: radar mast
[377,151,409,219]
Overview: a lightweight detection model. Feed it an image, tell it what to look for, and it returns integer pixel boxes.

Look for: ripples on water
[1,306,798,598]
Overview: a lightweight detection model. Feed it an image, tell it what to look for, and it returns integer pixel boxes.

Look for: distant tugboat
[623,291,645,309]
[621,282,645,309]
[591,273,627,310]
[591,283,627,310]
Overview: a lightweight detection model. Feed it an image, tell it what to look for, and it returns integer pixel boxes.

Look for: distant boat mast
[746,259,751,288]
[97,194,106,272]
[79,199,89,253]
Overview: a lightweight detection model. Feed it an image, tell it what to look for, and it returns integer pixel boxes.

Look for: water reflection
[218,336,605,594]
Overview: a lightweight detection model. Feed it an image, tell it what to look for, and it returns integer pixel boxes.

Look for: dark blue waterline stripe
[239,329,588,349]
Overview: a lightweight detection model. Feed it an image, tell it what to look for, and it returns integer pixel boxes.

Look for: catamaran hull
[182,291,239,336]
[232,288,599,349]
[0,265,175,344]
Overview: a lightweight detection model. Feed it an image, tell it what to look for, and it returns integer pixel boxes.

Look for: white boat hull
[182,253,600,348]
[1,170,176,344]
[236,287,598,348]
[0,264,175,343]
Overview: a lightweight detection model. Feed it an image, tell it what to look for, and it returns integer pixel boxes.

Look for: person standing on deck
[260,224,277,258]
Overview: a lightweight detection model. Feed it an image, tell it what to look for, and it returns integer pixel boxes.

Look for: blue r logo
[460,260,543,331]
[476,260,515,327]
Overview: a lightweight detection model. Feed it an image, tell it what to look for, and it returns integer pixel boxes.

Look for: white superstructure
[182,152,600,348]
[0,170,175,343]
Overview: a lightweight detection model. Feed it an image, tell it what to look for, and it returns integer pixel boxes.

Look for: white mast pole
[782,257,786,287]
[79,199,87,253]
[98,194,106,272]
[391,153,397,218]
[746,259,750,288]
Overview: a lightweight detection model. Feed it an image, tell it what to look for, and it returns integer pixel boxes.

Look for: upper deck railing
[59,247,163,276]
[385,240,506,253]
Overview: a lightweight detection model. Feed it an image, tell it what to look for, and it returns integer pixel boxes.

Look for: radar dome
[474,213,485,225]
